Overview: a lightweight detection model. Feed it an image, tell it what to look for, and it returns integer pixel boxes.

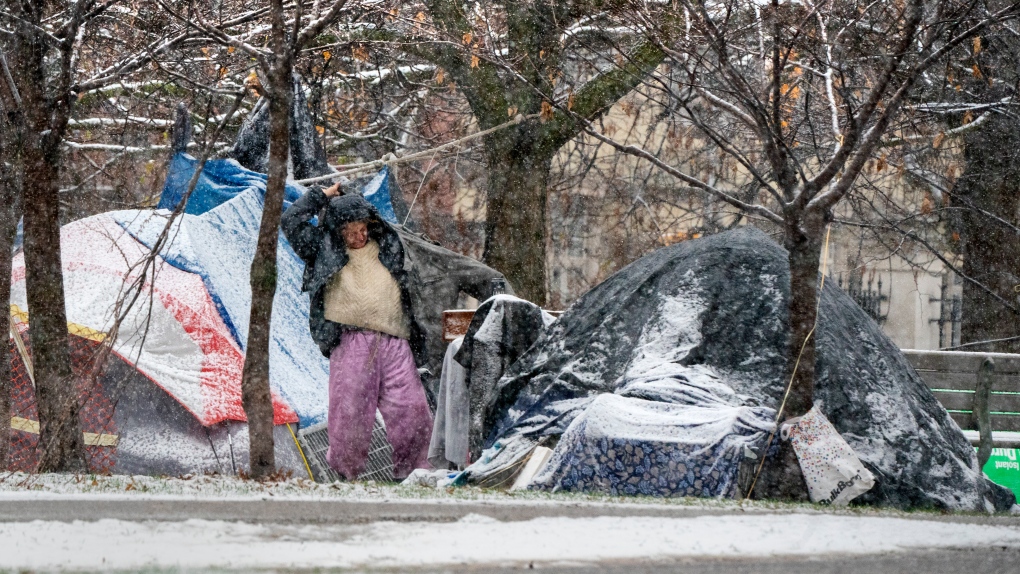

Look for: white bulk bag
[782,403,875,506]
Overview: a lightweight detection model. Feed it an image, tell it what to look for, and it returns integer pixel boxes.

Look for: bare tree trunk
[956,115,1020,353]
[21,145,85,473]
[12,26,86,473]
[482,130,551,306]
[754,213,825,500]
[240,81,289,478]
[783,224,824,418]
[240,1,297,477]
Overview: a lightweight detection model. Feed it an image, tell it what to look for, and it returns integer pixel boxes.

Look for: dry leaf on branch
[540,101,554,122]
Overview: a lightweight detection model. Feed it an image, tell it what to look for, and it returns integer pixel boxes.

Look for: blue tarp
[159,152,399,223]
[157,153,306,215]
[360,166,398,223]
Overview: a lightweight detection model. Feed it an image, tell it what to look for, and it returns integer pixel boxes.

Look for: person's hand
[323,181,342,198]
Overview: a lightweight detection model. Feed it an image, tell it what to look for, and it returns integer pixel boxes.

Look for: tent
[461,227,1015,511]
[8,76,506,478]
[6,153,402,478]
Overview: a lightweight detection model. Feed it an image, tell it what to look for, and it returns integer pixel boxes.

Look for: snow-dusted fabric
[323,240,410,340]
[10,212,299,427]
[158,153,306,216]
[464,227,1013,511]
[454,295,551,459]
[231,76,334,182]
[783,404,875,506]
[428,337,470,469]
[530,394,774,497]
[360,166,399,223]
[327,331,432,480]
[116,192,322,427]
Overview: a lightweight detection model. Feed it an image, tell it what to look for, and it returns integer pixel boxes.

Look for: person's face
[341,220,368,250]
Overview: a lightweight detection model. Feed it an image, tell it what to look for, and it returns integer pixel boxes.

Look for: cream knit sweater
[322,240,410,339]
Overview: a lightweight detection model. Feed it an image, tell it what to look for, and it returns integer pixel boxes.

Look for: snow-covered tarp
[530,393,774,497]
[158,153,306,216]
[9,212,298,427]
[116,188,328,427]
[470,227,1014,511]
[160,152,398,223]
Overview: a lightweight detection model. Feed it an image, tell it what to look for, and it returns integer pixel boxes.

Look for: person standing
[282,182,432,480]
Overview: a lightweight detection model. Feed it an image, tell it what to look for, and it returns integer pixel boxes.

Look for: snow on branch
[68,116,177,129]
[881,110,993,147]
[62,140,228,154]
[295,113,540,184]
[906,98,1016,115]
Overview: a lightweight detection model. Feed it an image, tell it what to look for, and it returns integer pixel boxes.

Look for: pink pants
[326,330,432,480]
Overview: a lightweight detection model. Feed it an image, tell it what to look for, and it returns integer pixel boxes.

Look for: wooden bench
[902,349,1020,464]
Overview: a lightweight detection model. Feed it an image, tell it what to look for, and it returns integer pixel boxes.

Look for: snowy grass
[0,469,753,505]
[0,470,984,520]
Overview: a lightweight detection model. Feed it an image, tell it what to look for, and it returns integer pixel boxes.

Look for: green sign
[983,448,1020,498]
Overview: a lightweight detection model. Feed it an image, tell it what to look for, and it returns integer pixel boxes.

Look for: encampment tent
[8,76,507,478]
[6,153,402,479]
[461,227,1016,511]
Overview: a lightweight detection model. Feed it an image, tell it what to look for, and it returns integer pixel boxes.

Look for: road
[2,498,1019,573]
[2,497,1019,526]
[409,549,1020,574]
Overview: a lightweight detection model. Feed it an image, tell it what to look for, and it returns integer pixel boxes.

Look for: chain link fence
[7,318,117,474]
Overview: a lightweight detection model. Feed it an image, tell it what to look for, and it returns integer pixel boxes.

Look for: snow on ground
[0,471,784,510]
[3,513,1020,571]
[4,472,1020,571]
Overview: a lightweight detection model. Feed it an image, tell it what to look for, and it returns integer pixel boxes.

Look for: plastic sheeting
[158,153,306,216]
[465,227,1014,511]
[428,336,469,469]
[159,152,400,224]
[454,295,554,458]
[530,394,774,497]
[360,166,399,224]
[115,189,329,428]
[9,212,298,426]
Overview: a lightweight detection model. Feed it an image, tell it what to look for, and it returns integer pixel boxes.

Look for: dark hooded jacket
[282,189,428,365]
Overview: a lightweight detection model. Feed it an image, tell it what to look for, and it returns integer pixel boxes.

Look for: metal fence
[296,411,394,483]
[7,318,118,474]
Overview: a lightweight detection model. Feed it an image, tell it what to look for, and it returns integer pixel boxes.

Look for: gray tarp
[468,227,1014,511]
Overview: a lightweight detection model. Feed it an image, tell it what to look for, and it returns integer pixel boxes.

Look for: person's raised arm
[282,182,340,263]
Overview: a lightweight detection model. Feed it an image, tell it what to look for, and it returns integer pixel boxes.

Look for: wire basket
[297,410,394,483]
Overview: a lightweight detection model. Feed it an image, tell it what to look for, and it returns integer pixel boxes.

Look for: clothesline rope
[293,113,538,186]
